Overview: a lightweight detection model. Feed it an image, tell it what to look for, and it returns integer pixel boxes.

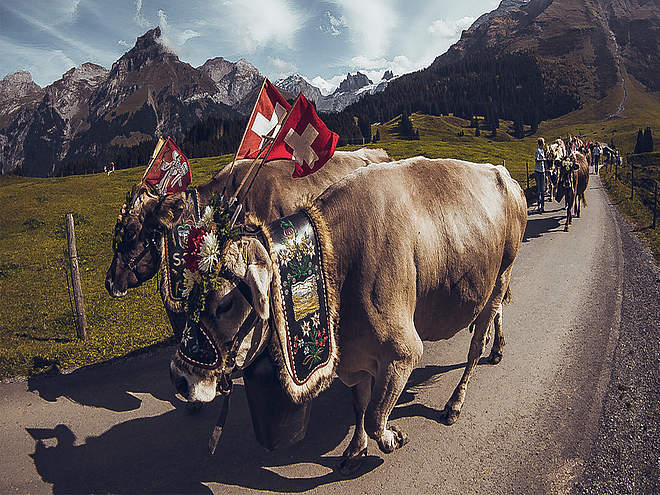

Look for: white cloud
[329,0,397,57]
[156,10,200,55]
[134,0,152,28]
[310,74,346,95]
[217,0,305,53]
[118,39,130,48]
[320,11,347,36]
[428,16,475,38]
[0,36,76,86]
[268,57,298,79]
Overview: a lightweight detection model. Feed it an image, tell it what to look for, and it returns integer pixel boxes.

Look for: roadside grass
[1,78,658,379]
[0,156,233,379]
[599,160,660,263]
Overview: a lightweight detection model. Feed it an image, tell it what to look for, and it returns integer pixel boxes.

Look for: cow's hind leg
[364,328,422,454]
[487,302,505,364]
[441,308,491,426]
[339,377,371,474]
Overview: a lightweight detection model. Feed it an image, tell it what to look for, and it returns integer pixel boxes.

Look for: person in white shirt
[535,138,546,213]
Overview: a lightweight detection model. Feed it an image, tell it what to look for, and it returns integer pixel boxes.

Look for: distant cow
[545,139,567,199]
[555,152,589,231]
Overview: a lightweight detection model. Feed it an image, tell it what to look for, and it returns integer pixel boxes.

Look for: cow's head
[105,186,185,297]
[170,236,273,402]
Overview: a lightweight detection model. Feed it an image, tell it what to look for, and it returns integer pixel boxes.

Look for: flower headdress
[182,193,240,323]
[112,182,161,251]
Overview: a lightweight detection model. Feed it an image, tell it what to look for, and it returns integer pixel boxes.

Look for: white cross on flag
[236,78,292,160]
[264,94,339,178]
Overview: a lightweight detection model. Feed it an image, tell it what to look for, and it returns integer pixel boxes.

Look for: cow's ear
[244,239,272,320]
[155,193,185,229]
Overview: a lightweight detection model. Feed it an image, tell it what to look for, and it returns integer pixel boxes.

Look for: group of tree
[397,113,420,140]
[341,52,577,140]
[634,127,654,154]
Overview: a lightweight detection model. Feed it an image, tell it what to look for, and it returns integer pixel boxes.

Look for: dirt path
[0,176,627,494]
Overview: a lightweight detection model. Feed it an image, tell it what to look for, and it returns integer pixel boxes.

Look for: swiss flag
[265,94,339,178]
[237,78,292,160]
[143,137,192,195]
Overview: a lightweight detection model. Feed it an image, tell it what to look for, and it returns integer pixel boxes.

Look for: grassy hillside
[1,80,658,379]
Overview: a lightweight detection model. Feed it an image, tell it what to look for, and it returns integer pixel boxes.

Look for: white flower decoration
[198,231,220,273]
[301,320,311,337]
[182,268,197,298]
[311,312,320,328]
[200,206,214,229]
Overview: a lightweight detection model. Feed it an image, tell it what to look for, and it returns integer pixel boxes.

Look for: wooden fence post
[630,165,634,200]
[65,214,88,340]
[526,162,529,191]
[653,181,658,230]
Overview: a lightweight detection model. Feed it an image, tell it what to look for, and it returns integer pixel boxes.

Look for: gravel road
[0,175,657,494]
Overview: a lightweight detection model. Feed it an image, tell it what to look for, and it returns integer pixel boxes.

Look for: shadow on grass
[26,379,384,493]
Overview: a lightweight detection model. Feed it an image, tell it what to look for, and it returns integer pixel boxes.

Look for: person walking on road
[535,138,546,214]
[593,144,601,174]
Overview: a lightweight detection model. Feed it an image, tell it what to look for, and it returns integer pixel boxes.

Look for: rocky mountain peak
[337,72,373,93]
[470,0,530,30]
[0,71,43,111]
[61,63,108,86]
[382,70,394,81]
[199,57,262,107]
[275,74,323,105]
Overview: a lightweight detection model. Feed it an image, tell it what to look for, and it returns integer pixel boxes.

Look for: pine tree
[634,129,645,154]
[357,116,371,143]
[373,129,381,143]
[643,127,654,153]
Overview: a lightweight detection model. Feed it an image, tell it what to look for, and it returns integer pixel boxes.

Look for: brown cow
[105,149,391,338]
[555,152,589,231]
[170,157,527,468]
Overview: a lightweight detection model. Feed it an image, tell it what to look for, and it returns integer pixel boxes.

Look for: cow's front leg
[442,311,490,425]
[339,377,371,474]
[364,332,422,454]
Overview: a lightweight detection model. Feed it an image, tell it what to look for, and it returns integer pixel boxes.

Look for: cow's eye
[216,298,233,315]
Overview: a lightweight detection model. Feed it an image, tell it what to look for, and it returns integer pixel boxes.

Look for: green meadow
[1,80,658,378]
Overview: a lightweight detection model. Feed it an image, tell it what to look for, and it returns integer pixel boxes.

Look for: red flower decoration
[184,226,207,272]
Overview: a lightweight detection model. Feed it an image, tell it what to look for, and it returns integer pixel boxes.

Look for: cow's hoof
[488,351,503,365]
[337,447,367,476]
[378,425,409,453]
[440,406,460,426]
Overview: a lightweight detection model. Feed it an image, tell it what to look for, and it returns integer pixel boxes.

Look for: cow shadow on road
[27,345,180,412]
[26,380,384,494]
[523,214,564,242]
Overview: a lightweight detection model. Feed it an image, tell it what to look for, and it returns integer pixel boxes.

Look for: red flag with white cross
[143,136,192,195]
[236,78,292,160]
[264,94,339,178]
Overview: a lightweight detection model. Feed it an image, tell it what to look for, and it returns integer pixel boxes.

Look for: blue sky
[0,0,500,93]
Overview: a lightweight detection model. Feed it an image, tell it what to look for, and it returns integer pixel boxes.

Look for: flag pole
[142,136,167,183]
[222,77,267,198]
[230,95,299,206]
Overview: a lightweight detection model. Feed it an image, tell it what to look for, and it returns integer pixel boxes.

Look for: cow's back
[318,157,527,341]
[575,152,589,198]
[213,149,389,222]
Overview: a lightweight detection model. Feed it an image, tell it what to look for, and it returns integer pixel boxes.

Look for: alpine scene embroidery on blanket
[269,211,333,385]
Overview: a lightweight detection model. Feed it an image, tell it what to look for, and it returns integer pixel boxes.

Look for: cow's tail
[580,191,587,208]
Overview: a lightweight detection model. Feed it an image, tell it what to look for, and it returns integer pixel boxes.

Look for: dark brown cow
[555,152,589,231]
